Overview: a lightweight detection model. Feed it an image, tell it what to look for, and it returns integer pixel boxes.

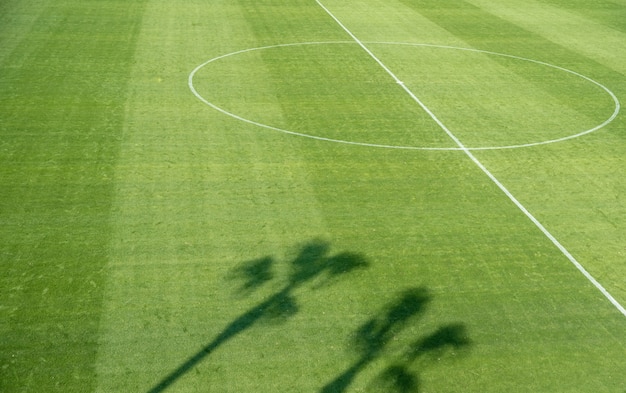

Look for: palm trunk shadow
[320,358,369,393]
[147,288,292,393]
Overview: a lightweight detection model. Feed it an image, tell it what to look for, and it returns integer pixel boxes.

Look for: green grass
[1,0,625,392]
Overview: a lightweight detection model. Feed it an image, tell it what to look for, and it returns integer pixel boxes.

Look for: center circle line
[189,41,620,151]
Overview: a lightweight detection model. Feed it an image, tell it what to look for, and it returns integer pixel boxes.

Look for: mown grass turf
[1,0,146,391]
[1,0,625,392]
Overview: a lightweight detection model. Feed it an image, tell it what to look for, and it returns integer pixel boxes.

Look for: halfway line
[315,0,626,317]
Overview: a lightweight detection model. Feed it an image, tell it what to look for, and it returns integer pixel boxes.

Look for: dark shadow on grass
[147,239,368,393]
[321,288,471,393]
[321,288,430,393]
[229,256,274,294]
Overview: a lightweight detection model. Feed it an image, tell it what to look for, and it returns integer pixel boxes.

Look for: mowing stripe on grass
[315,0,626,318]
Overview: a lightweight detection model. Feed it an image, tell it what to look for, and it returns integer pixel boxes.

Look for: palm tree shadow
[320,288,430,393]
[321,288,471,393]
[147,239,368,393]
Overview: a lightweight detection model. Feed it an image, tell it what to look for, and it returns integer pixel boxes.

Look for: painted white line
[315,0,626,317]
[189,41,619,151]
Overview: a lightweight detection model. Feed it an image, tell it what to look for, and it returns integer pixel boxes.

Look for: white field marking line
[189,41,619,151]
[315,0,626,317]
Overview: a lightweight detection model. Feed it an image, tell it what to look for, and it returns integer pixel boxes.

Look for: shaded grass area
[0,1,146,391]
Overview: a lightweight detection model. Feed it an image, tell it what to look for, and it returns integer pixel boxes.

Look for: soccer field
[1,0,626,392]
